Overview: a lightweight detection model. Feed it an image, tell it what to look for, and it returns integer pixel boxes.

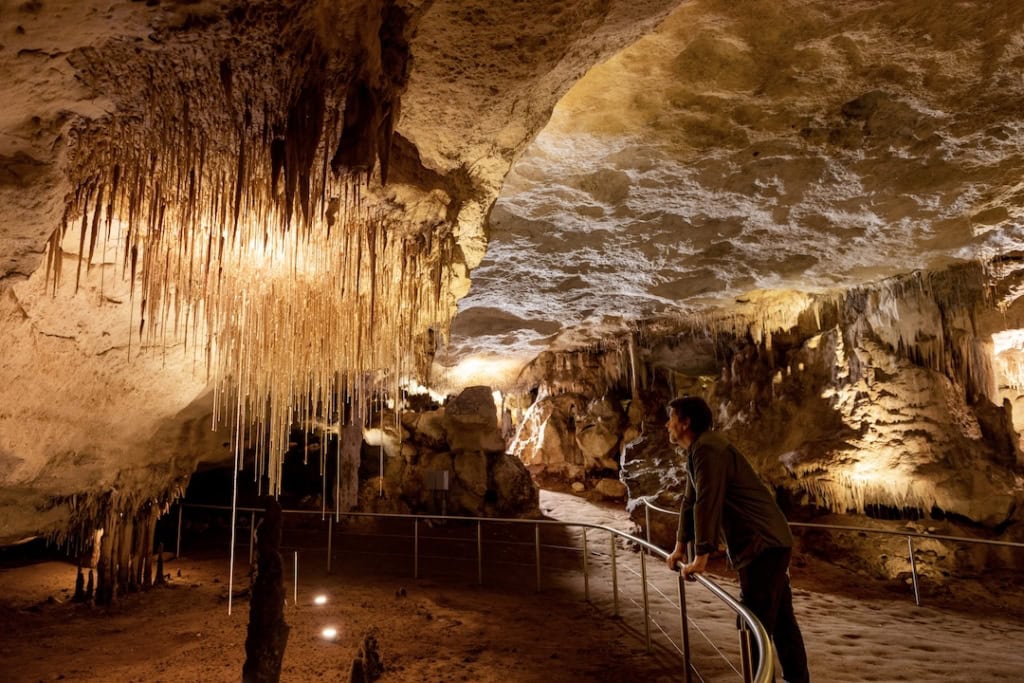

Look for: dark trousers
[738,547,809,683]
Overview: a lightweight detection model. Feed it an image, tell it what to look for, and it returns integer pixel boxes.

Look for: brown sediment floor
[1,491,1022,682]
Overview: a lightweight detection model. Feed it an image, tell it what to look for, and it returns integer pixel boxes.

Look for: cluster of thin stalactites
[45,109,454,496]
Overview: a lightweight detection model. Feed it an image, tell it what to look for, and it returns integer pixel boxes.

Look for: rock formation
[509,262,1024,572]
[0,0,677,545]
[361,385,538,517]
[2,0,1024,592]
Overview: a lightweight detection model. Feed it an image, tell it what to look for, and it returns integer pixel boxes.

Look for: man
[664,396,809,683]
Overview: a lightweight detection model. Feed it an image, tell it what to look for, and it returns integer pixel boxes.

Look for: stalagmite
[243,497,289,683]
[96,512,115,605]
[115,515,133,594]
[155,543,166,587]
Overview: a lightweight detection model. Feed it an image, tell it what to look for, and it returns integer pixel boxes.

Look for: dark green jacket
[676,431,792,569]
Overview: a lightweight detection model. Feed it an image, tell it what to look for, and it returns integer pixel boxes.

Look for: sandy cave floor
[0,491,1022,683]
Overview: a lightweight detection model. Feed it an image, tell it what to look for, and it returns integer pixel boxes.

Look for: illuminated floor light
[321,627,338,640]
[314,594,328,605]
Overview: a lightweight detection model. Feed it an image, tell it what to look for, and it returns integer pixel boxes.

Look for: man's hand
[682,553,709,581]
[666,542,685,571]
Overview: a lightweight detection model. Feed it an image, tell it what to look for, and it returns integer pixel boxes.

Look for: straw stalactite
[48,1,460,495]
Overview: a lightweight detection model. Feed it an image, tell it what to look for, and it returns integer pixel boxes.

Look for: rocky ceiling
[2,0,1024,544]
[448,0,1024,380]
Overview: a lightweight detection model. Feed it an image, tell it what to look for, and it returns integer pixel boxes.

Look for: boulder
[446,386,498,427]
[443,386,506,453]
[509,393,588,474]
[363,423,409,460]
[358,477,410,515]
[620,428,687,547]
[409,409,447,449]
[491,452,539,515]
[575,422,620,469]
[595,478,627,499]
[454,451,488,496]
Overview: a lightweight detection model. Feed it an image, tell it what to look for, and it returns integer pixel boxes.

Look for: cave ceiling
[449,0,1024,379]
[2,0,1024,541]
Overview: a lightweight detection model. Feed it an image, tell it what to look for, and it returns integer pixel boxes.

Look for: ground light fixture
[314,594,328,606]
[321,627,338,640]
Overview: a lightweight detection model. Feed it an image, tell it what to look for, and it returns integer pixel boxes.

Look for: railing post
[326,514,333,574]
[248,510,255,565]
[678,572,693,683]
[611,535,619,617]
[640,550,651,652]
[293,551,298,607]
[907,536,920,606]
[535,523,541,593]
[414,519,419,579]
[175,504,183,559]
[739,623,754,683]
[582,528,590,602]
[644,503,651,548]
[477,521,483,586]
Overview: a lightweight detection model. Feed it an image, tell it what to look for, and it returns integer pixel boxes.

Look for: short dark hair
[667,396,713,435]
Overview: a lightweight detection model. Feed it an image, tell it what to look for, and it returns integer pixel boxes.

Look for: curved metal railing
[177,502,774,683]
[639,498,1024,606]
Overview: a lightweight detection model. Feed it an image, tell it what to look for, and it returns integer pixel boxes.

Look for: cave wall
[512,260,1024,533]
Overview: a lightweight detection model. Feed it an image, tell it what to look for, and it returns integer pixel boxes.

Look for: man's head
[666,396,713,448]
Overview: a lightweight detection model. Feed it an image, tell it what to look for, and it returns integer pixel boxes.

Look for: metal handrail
[639,497,1024,607]
[179,502,774,683]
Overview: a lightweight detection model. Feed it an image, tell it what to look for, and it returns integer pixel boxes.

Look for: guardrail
[639,498,1024,607]
[176,502,774,683]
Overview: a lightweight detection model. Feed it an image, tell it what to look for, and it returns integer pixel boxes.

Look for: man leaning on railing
[664,396,810,683]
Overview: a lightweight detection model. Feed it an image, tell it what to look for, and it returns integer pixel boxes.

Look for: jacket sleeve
[690,442,726,556]
[676,472,695,544]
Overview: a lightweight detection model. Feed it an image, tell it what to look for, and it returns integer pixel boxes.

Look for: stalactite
[96,511,115,605]
[47,3,454,496]
[116,513,133,594]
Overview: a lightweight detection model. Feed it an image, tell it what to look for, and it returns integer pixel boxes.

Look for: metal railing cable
[178,502,773,683]
[640,498,1024,607]
[621,560,745,679]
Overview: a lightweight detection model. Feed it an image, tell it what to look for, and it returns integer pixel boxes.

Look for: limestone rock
[575,416,622,471]
[490,452,539,516]
[443,386,505,454]
[509,393,588,475]
[453,452,488,496]
[446,386,498,427]
[594,478,627,500]
[575,398,625,470]
[410,409,447,450]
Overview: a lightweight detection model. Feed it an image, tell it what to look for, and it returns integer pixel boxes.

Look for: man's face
[666,409,692,447]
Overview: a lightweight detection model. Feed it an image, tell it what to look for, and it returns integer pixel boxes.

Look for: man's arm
[667,470,696,570]
[689,442,727,562]
[682,552,708,580]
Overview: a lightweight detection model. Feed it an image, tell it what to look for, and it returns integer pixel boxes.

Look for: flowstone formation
[511,393,625,476]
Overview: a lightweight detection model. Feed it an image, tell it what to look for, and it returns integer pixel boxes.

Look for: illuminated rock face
[453,0,1024,363]
[549,264,1024,532]
[0,0,677,545]
[2,0,1024,560]
[365,386,538,516]
[510,393,625,476]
